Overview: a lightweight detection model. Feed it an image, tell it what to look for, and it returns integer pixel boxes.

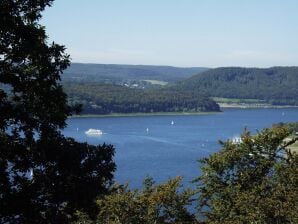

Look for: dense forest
[62,66,298,114]
[63,66,298,110]
[64,83,220,114]
[175,67,298,105]
[63,63,208,84]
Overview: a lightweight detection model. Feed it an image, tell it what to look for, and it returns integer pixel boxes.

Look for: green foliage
[195,126,298,223]
[0,133,116,223]
[176,67,298,105]
[63,63,208,83]
[95,176,198,224]
[2,2,297,224]
[0,1,115,223]
[64,82,220,114]
[273,122,298,134]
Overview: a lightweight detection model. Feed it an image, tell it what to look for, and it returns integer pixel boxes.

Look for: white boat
[85,128,103,136]
[232,136,242,144]
[171,120,174,125]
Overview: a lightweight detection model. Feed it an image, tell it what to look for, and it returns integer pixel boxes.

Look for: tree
[195,126,298,224]
[0,1,115,223]
[96,176,198,224]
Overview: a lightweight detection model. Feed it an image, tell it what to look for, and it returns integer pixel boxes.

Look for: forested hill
[64,83,220,114]
[62,63,208,83]
[175,67,298,105]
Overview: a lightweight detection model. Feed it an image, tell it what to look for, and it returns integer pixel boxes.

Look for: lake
[63,108,298,188]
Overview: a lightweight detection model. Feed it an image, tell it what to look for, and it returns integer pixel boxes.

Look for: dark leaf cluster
[0,1,116,223]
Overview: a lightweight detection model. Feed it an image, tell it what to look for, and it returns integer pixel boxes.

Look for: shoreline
[69,106,298,118]
[218,103,298,109]
[69,111,220,118]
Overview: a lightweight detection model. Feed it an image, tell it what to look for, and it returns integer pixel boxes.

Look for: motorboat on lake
[85,128,103,136]
[232,136,242,144]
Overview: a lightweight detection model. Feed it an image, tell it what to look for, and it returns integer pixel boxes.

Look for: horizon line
[69,62,298,69]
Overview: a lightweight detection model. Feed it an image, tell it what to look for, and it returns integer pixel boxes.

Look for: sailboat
[171,120,174,125]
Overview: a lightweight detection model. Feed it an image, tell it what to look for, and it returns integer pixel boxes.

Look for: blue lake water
[63,108,298,188]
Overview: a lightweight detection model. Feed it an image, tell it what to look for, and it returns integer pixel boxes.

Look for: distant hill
[175,67,298,105]
[60,63,221,114]
[62,63,208,83]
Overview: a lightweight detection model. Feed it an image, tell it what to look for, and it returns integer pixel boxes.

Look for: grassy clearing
[211,97,298,108]
[290,141,298,153]
[284,136,298,154]
[144,80,168,85]
[211,97,264,104]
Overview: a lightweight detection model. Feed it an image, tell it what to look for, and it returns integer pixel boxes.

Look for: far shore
[69,111,220,118]
[218,103,298,109]
[69,105,298,118]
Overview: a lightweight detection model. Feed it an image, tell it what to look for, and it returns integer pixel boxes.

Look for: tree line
[63,63,207,83]
[64,82,220,114]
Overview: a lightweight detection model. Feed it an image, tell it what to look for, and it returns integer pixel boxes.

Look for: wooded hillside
[63,63,208,83]
[175,67,298,105]
[64,83,220,114]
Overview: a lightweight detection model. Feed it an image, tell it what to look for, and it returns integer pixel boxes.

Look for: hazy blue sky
[42,0,298,67]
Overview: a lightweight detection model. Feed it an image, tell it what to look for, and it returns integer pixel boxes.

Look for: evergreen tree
[0,1,115,223]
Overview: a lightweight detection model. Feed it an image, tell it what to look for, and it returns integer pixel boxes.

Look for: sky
[41,0,298,68]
